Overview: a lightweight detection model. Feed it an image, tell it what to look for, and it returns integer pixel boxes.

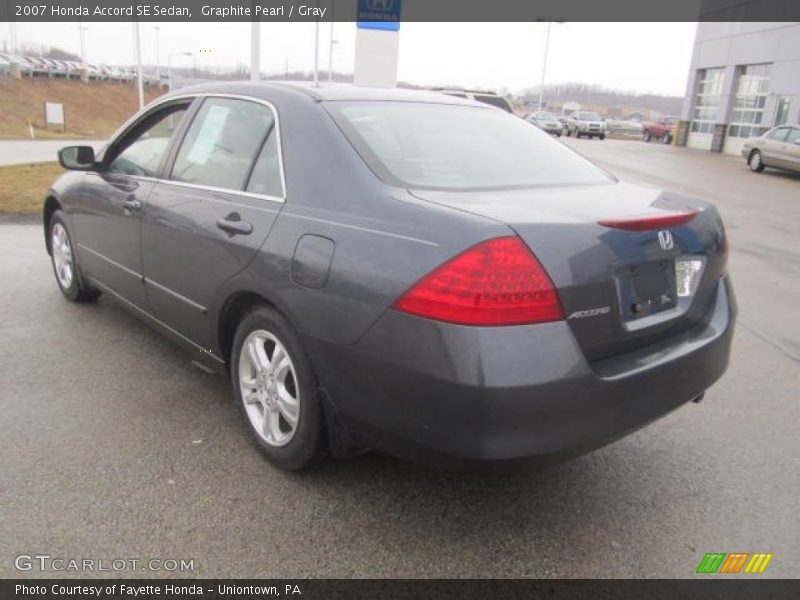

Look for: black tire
[661,132,672,144]
[566,129,572,137]
[599,134,606,140]
[576,132,582,139]
[642,130,652,142]
[748,149,765,172]
[231,305,326,470]
[48,210,100,302]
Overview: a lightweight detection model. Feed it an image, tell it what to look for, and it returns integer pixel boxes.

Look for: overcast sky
[3,21,697,96]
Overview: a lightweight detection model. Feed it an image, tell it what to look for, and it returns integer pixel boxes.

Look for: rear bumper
[307,276,736,467]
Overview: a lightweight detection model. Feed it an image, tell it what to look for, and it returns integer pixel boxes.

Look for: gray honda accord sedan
[45,82,735,470]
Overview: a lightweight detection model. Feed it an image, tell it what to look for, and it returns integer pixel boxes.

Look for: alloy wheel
[51,222,74,289]
[238,330,300,447]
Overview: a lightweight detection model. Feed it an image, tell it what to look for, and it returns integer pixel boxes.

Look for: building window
[774,96,790,126]
[728,63,771,138]
[690,68,725,134]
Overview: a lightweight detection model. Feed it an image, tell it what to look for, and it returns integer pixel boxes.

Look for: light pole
[154,26,161,84]
[168,51,192,90]
[313,20,320,86]
[8,22,17,54]
[78,24,89,63]
[250,21,260,81]
[328,20,337,82]
[134,22,144,109]
[537,22,552,110]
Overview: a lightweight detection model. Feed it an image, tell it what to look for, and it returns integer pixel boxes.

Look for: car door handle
[122,198,142,212]
[217,215,253,236]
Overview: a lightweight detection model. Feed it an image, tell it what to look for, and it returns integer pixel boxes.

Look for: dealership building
[678,22,800,155]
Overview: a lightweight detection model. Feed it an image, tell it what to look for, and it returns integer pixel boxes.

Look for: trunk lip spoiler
[598,209,699,231]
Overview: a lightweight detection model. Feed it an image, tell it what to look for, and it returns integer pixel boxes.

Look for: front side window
[786,128,800,144]
[329,102,611,190]
[171,97,274,191]
[107,106,188,177]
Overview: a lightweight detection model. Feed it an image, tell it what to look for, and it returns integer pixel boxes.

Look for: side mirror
[58,145,96,171]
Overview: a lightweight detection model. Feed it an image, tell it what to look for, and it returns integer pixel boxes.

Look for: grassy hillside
[0,78,163,139]
[0,162,64,214]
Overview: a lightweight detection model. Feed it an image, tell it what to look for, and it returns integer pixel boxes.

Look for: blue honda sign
[357,0,401,31]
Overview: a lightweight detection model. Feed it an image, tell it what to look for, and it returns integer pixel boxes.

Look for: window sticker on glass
[186,105,230,165]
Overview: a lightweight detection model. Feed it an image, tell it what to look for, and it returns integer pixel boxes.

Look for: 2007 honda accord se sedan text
[44,82,735,470]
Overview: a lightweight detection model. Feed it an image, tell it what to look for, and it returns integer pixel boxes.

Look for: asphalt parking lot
[1,138,798,579]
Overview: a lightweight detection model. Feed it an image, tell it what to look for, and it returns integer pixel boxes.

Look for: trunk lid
[410,181,728,362]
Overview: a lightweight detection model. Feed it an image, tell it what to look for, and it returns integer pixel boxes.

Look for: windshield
[577,112,602,121]
[535,112,558,120]
[329,102,611,191]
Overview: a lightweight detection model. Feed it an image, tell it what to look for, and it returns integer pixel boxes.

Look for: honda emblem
[658,230,674,251]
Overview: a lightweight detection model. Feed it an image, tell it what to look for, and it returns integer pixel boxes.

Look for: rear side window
[767,128,790,141]
[786,128,800,144]
[329,102,611,191]
[245,131,283,198]
[171,98,274,191]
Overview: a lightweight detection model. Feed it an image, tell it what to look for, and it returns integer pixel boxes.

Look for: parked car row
[0,53,137,81]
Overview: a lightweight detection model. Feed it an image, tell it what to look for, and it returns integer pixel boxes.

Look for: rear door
[777,127,800,171]
[140,95,285,348]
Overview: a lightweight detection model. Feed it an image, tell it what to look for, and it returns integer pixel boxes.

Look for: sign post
[354,0,401,88]
[44,102,66,133]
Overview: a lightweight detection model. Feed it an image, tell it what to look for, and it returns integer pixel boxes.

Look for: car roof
[164,80,488,108]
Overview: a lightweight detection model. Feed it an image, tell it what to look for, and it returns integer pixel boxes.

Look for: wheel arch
[216,290,287,368]
[43,194,62,254]
[215,288,359,457]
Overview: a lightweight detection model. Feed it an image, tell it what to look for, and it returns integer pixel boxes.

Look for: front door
[141,96,286,348]
[72,103,191,307]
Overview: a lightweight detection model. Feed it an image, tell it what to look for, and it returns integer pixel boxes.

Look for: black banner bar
[2,0,800,22]
[3,579,800,600]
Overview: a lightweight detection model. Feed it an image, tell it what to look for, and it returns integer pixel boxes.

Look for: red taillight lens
[598,209,698,231]
[392,236,563,326]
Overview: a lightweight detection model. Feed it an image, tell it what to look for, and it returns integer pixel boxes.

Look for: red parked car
[642,116,678,144]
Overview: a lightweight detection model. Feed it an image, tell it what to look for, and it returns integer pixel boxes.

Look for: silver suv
[570,111,607,140]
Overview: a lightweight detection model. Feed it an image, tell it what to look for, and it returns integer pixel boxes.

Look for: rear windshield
[328,102,611,191]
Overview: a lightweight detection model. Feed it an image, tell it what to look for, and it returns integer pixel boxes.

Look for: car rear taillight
[598,209,698,231]
[392,237,563,326]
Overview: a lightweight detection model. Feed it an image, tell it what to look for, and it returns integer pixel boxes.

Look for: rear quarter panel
[213,92,512,348]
